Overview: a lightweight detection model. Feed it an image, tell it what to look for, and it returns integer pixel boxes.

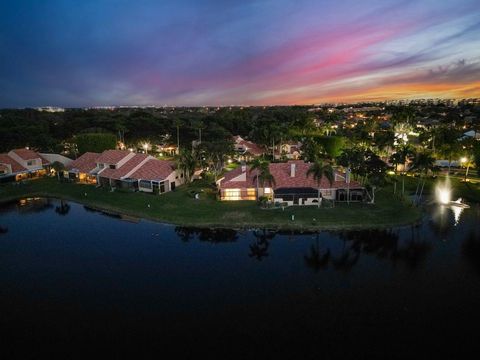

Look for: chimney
[290,163,296,177]
[241,162,247,172]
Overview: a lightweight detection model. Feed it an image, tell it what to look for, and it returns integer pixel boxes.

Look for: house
[275,141,302,160]
[233,136,265,160]
[459,130,480,141]
[0,148,50,183]
[217,160,364,205]
[65,152,99,183]
[66,150,183,194]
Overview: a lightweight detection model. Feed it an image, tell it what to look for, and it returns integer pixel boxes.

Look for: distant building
[275,141,302,160]
[232,135,266,160]
[0,149,50,183]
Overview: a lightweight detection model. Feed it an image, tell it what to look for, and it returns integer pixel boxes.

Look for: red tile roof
[233,136,265,156]
[129,159,176,181]
[66,152,99,173]
[219,161,362,190]
[0,153,27,173]
[95,150,131,165]
[270,161,360,189]
[99,153,150,180]
[220,166,258,189]
[10,148,42,161]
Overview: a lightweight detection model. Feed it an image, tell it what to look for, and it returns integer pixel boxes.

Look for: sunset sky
[1,0,479,107]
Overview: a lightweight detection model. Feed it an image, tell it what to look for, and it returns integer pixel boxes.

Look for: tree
[199,140,234,182]
[389,144,415,196]
[252,161,276,200]
[50,161,65,180]
[250,158,269,200]
[410,151,435,204]
[175,149,197,184]
[191,119,205,144]
[307,160,334,208]
[173,117,183,154]
[317,136,346,160]
[74,133,117,154]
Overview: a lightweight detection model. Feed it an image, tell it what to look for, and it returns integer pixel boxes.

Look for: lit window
[264,188,271,194]
[224,189,241,200]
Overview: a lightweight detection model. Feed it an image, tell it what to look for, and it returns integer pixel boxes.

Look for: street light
[143,142,150,154]
[460,157,470,182]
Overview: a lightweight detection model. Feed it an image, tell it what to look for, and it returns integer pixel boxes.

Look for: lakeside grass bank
[0,177,428,230]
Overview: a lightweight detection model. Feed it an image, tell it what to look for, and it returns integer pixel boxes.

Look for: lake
[1,198,480,358]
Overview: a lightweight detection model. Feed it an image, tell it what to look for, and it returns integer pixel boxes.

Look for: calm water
[1,198,480,358]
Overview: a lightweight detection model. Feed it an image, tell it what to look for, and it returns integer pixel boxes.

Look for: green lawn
[0,177,426,230]
[391,174,480,203]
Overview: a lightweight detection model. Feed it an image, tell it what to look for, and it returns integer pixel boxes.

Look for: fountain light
[435,176,451,205]
[438,188,451,205]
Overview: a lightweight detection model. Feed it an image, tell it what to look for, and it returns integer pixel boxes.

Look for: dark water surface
[1,198,480,358]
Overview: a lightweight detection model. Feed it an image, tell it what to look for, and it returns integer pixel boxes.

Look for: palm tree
[250,158,268,200]
[307,160,334,208]
[390,144,415,197]
[410,151,435,204]
[191,119,205,144]
[173,117,183,154]
[252,161,276,200]
[175,149,197,184]
[51,161,65,180]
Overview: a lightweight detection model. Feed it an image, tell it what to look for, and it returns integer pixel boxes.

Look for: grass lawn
[0,177,425,230]
[392,174,480,203]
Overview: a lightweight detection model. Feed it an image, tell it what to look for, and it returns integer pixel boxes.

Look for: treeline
[0,106,313,153]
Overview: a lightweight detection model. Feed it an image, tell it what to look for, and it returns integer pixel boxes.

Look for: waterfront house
[217,160,364,204]
[66,150,183,194]
[0,149,50,183]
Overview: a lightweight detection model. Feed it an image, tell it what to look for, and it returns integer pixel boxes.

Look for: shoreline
[1,190,425,231]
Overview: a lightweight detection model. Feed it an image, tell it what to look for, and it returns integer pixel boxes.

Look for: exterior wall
[165,170,185,190]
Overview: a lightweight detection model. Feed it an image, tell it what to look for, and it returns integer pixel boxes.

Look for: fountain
[434,176,470,226]
[435,177,469,207]
[435,176,452,205]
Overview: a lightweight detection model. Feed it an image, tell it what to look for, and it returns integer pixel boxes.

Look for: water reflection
[2,198,476,276]
[304,227,432,273]
[17,197,53,213]
[55,200,71,216]
[462,229,480,275]
[304,235,330,271]
[174,227,238,243]
[249,229,276,261]
[429,204,465,239]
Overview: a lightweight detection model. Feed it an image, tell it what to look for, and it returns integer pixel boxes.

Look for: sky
[0,0,479,107]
